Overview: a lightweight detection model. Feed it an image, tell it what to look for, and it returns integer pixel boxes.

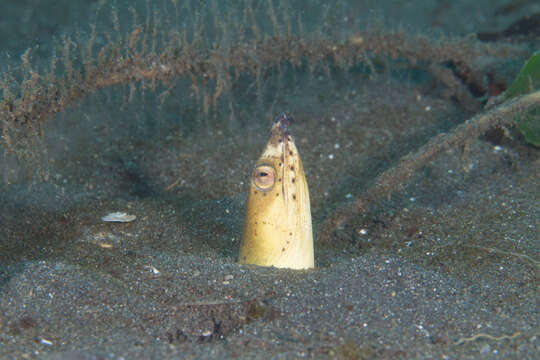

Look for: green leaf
[504,50,540,147]
[504,50,540,100]
[516,109,540,146]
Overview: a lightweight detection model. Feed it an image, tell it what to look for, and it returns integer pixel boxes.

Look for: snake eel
[239,113,314,269]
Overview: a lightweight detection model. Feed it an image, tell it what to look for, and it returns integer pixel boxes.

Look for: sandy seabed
[0,0,538,359]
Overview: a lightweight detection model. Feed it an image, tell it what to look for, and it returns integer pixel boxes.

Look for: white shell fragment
[145,265,160,274]
[101,212,136,223]
[40,338,54,346]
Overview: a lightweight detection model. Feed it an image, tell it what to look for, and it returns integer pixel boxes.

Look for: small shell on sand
[101,212,136,223]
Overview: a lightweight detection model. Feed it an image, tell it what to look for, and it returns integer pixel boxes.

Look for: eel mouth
[273,112,293,137]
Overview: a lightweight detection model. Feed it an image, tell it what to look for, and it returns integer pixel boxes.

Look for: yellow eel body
[239,113,314,269]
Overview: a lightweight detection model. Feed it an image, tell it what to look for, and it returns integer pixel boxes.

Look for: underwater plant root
[319,90,540,241]
[0,27,521,157]
[453,331,521,346]
[464,245,540,269]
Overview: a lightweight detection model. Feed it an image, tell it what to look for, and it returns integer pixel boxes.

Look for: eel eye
[252,164,276,191]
